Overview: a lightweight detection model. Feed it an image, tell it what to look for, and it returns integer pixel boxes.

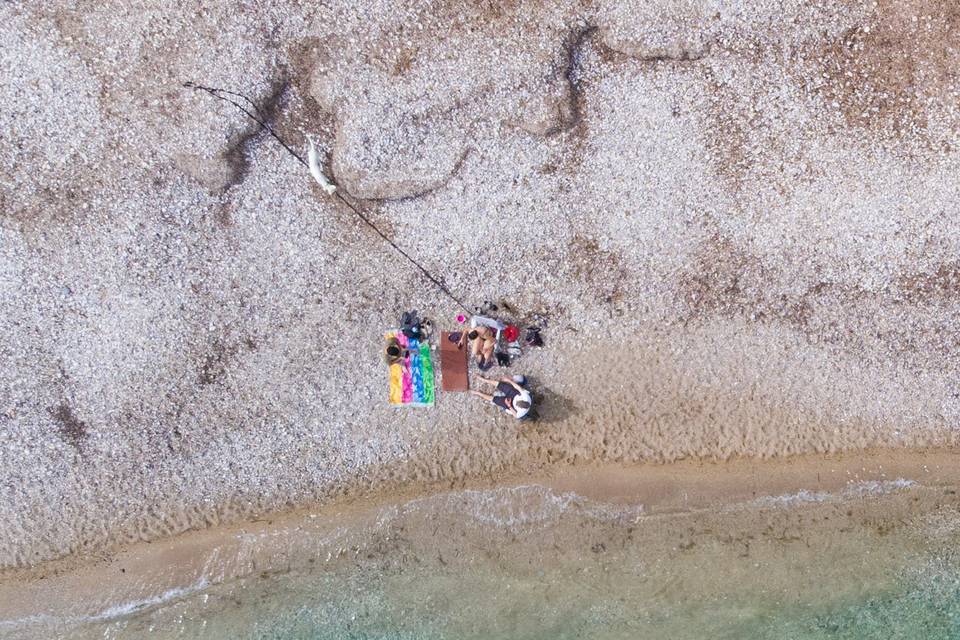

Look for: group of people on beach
[456,309,535,420]
[385,305,538,420]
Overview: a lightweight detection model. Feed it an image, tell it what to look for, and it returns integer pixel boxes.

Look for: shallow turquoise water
[174,561,960,640]
[723,573,960,640]
[8,485,960,639]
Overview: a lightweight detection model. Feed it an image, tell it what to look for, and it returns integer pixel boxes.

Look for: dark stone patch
[676,234,817,328]
[544,24,598,137]
[198,336,260,386]
[678,234,768,317]
[199,340,233,386]
[701,68,754,192]
[679,234,960,337]
[219,76,291,196]
[673,234,960,368]
[287,36,338,138]
[0,183,84,233]
[50,403,88,451]
[699,63,824,198]
[633,49,709,63]
[391,47,418,77]
[567,233,628,311]
[899,261,960,301]
[538,162,558,175]
[806,0,960,146]
[214,202,233,228]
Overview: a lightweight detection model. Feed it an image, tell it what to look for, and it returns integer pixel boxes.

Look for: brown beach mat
[440,331,469,392]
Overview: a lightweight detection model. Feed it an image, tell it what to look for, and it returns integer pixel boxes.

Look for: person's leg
[470,391,494,401]
[471,337,483,359]
[481,338,495,362]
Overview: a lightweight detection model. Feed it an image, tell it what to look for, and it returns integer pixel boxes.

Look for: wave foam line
[750,478,918,508]
[0,577,210,632]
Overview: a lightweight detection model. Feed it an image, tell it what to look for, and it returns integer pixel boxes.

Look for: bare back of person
[459,325,496,368]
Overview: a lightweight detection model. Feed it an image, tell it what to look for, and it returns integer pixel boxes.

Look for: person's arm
[500,377,525,393]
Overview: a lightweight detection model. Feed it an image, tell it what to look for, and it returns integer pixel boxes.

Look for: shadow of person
[528,384,578,424]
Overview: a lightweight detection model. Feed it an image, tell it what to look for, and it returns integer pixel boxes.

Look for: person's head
[468,330,479,340]
[386,345,401,357]
[513,398,531,419]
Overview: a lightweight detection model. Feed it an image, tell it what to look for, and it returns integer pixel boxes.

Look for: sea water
[6,484,960,639]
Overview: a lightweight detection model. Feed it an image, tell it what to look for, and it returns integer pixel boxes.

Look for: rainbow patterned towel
[386,330,435,407]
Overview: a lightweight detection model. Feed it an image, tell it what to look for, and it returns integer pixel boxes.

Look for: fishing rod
[182,81,471,313]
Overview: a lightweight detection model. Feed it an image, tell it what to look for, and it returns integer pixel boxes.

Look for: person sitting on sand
[458,314,507,370]
[458,325,497,370]
[471,375,532,419]
[384,336,409,366]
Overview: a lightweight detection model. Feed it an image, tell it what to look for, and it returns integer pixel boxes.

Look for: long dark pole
[183,81,471,313]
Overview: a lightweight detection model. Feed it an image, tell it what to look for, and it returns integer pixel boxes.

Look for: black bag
[401,310,422,340]
[525,327,543,347]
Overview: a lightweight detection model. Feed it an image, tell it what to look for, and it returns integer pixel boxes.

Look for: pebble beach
[2,0,960,579]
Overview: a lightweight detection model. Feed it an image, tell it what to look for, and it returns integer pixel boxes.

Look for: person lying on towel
[471,375,532,419]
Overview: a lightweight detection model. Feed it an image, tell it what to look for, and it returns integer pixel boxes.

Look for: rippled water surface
[7,485,960,639]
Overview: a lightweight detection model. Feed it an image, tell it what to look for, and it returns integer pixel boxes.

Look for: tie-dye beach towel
[386,330,435,407]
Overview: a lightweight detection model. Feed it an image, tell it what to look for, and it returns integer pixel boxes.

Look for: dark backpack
[400,310,422,340]
[525,327,543,347]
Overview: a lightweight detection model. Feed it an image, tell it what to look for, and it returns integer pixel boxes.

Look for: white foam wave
[0,576,210,633]
[751,489,832,507]
[380,485,645,532]
[842,478,916,497]
[750,478,918,509]
[87,578,209,621]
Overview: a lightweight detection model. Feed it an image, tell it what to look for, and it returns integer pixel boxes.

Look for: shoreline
[2,447,958,626]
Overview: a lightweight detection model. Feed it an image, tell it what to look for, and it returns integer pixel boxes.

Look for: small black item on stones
[525,326,543,347]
